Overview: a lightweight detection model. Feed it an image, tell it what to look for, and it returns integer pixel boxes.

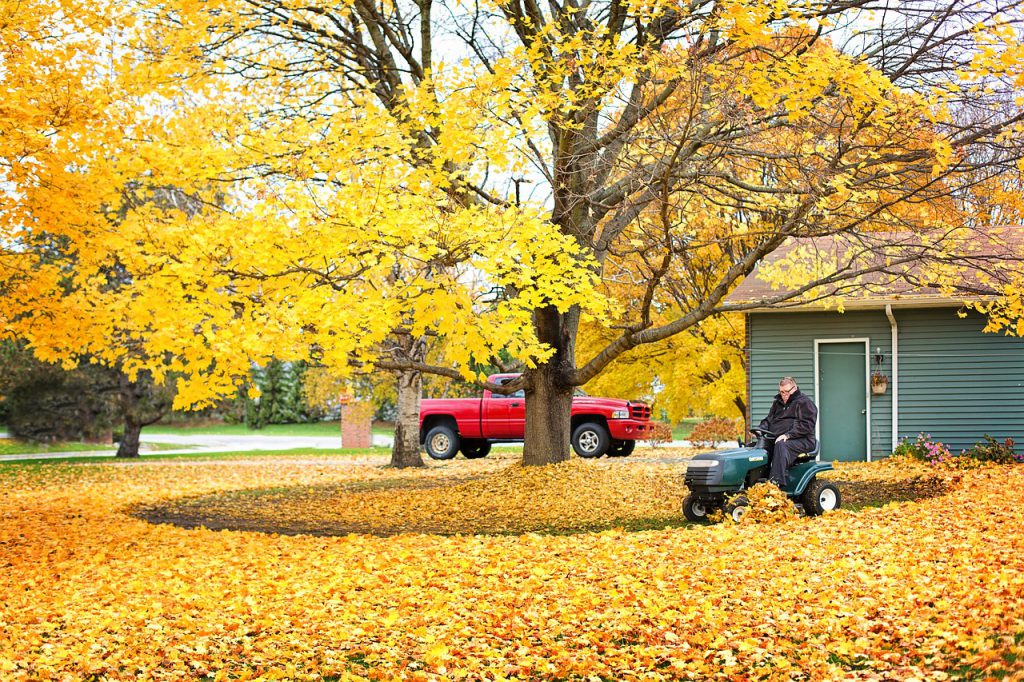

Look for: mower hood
[684,446,769,492]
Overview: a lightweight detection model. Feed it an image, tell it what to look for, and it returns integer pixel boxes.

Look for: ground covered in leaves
[132,449,953,537]
[134,450,692,536]
[2,450,1023,680]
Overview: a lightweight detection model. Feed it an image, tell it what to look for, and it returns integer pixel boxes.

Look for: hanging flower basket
[871,372,888,395]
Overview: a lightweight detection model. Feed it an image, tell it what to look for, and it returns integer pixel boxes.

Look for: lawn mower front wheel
[682,494,717,522]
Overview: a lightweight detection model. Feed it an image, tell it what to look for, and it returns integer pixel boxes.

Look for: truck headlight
[611,409,629,419]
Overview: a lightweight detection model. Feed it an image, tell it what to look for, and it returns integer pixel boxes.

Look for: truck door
[483,379,525,439]
[505,388,526,438]
[482,391,509,437]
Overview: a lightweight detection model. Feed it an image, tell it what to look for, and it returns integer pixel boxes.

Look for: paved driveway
[0,431,394,461]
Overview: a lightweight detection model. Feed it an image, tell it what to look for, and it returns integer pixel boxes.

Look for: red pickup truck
[419,373,653,459]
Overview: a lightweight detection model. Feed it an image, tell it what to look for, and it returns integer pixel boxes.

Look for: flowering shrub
[688,416,743,448]
[962,435,1023,465]
[894,433,1024,468]
[893,433,953,465]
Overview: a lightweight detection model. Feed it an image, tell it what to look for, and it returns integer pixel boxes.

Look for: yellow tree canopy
[578,313,746,422]
[1,0,605,407]
[3,0,1024,461]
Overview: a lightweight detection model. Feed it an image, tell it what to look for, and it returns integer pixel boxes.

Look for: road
[0,431,702,462]
[0,431,395,462]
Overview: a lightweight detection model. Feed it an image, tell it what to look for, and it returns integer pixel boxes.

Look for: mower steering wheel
[748,427,776,448]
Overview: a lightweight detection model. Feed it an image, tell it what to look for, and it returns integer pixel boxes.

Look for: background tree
[245,360,323,429]
[578,313,746,424]
[0,342,174,455]
[0,344,117,443]
[112,370,176,458]
[1,0,205,456]
[0,182,191,456]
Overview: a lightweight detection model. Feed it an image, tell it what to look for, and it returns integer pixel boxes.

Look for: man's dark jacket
[758,389,817,440]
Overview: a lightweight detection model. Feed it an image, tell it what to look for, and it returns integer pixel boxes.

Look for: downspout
[745,314,752,434]
[885,304,898,452]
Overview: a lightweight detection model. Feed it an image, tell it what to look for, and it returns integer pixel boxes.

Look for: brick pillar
[340,401,373,449]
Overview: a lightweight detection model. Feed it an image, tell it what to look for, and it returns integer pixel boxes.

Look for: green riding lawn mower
[682,427,842,522]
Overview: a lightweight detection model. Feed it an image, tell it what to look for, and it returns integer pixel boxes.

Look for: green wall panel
[896,308,1024,453]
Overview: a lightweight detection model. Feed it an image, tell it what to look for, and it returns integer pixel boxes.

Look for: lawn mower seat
[793,439,821,463]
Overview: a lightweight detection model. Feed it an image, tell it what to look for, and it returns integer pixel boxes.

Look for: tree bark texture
[522,368,574,466]
[115,370,172,459]
[116,419,143,458]
[390,368,426,468]
[522,304,578,465]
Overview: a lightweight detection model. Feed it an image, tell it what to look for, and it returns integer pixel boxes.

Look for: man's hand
[777,434,789,442]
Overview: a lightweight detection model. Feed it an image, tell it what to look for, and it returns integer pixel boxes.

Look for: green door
[818,342,868,462]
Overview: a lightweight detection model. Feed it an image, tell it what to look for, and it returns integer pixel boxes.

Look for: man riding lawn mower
[682,427,841,522]
[682,377,841,522]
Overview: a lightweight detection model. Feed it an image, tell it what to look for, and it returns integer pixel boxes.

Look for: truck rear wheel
[572,422,610,458]
[460,440,491,459]
[425,424,459,460]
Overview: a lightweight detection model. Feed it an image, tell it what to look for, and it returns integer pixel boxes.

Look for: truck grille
[630,403,651,420]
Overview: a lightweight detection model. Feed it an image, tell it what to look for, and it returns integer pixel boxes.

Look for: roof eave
[735,294,997,314]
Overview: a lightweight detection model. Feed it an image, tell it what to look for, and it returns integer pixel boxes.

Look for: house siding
[749,307,1024,458]
[896,308,1024,453]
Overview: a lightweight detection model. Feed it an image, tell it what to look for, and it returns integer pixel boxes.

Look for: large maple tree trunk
[522,305,578,466]
[519,120,593,467]
[390,368,426,468]
[114,370,172,459]
[522,368,574,466]
[116,418,143,458]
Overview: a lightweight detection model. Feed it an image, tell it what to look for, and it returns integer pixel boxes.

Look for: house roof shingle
[725,226,1024,312]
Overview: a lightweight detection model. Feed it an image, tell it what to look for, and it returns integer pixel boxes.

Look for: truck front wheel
[608,440,636,457]
[425,425,460,460]
[572,422,610,458]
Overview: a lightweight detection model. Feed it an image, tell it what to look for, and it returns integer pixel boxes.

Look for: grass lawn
[1,415,707,461]
[672,417,702,440]
[0,439,115,456]
[0,446,394,467]
[154,418,703,440]
[0,439,204,457]
[134,417,714,442]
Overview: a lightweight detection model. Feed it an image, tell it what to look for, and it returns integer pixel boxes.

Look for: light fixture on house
[871,347,888,395]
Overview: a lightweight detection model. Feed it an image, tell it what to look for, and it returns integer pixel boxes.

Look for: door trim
[813,338,871,462]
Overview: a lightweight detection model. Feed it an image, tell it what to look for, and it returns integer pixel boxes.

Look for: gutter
[885,304,898,451]
[736,296,990,314]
